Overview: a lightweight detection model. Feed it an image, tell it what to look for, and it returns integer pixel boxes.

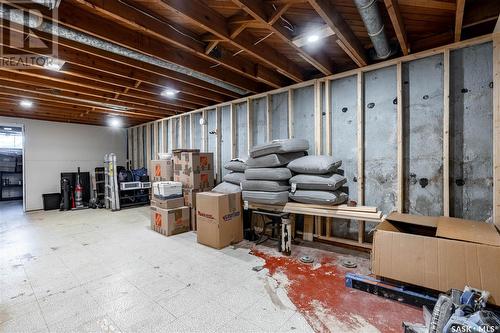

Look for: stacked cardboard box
[150,159,173,181]
[150,196,189,237]
[173,149,215,230]
[196,192,243,249]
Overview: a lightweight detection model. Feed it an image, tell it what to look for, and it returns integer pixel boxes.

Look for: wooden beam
[384,0,410,55]
[0,19,233,104]
[325,80,332,155]
[308,0,368,67]
[247,98,254,154]
[314,81,322,154]
[231,0,334,76]
[216,106,222,184]
[455,0,466,42]
[160,0,306,83]
[397,0,456,11]
[493,33,500,228]
[230,103,237,158]
[357,72,365,205]
[396,62,404,213]
[443,49,450,216]
[288,89,294,138]
[21,0,265,94]
[268,3,291,25]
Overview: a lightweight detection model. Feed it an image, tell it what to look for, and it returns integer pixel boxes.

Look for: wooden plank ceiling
[0,0,498,127]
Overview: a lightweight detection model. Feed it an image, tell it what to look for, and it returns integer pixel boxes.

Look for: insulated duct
[353,0,392,60]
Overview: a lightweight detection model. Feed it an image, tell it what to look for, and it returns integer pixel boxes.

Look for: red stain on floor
[252,250,423,333]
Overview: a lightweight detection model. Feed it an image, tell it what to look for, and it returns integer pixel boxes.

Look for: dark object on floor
[60,172,91,205]
[345,272,438,309]
[42,193,61,211]
[341,260,357,268]
[300,256,314,264]
[60,178,71,211]
[252,265,264,272]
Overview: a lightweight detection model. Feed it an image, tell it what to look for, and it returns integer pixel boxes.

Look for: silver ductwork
[353,0,392,60]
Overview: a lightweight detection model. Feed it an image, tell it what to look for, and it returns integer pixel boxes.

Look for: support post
[325,80,332,155]
[133,127,139,169]
[493,32,500,228]
[266,94,272,141]
[202,110,208,152]
[443,49,451,216]
[357,72,365,244]
[168,119,174,152]
[138,126,144,168]
[303,215,314,241]
[247,98,253,155]
[230,103,237,158]
[314,81,322,155]
[189,113,194,149]
[216,106,222,184]
[288,89,294,138]
[179,116,185,148]
[396,61,404,213]
[153,122,159,160]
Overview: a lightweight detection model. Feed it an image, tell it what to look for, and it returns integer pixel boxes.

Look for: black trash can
[42,193,61,211]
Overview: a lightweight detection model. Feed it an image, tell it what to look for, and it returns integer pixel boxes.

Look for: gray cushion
[287,155,342,174]
[222,172,245,185]
[224,160,247,172]
[289,190,348,205]
[245,168,292,181]
[242,191,289,205]
[241,180,290,192]
[212,182,241,194]
[289,174,346,191]
[250,139,309,158]
[247,152,305,168]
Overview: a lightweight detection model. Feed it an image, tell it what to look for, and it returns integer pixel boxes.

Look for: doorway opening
[0,124,24,213]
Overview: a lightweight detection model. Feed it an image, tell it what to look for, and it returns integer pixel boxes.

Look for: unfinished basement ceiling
[0,0,498,126]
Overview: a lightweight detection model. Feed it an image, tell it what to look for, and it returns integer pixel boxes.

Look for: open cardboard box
[372,212,500,305]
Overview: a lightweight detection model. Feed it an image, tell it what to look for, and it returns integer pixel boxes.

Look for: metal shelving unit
[0,171,23,201]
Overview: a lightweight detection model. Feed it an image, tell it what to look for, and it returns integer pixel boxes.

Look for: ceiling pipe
[353,0,393,60]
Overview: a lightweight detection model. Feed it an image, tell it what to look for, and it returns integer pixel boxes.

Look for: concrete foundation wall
[131,42,493,222]
[403,54,444,216]
[271,92,288,140]
[450,43,493,221]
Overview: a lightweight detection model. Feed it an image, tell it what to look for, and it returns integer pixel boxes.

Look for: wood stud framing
[131,34,499,228]
[325,80,332,156]
[314,81,322,155]
[396,62,404,213]
[216,107,222,184]
[443,49,451,216]
[266,95,272,141]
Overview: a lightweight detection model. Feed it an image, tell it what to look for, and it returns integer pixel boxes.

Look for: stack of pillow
[241,139,309,205]
[288,155,348,205]
[212,158,246,194]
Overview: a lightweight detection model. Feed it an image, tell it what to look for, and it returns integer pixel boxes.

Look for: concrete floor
[0,201,314,333]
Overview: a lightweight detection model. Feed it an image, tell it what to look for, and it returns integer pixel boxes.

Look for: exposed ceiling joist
[397,0,456,11]
[73,0,287,89]
[231,0,335,76]
[384,0,410,55]
[158,0,306,82]
[307,0,368,67]
[455,0,466,42]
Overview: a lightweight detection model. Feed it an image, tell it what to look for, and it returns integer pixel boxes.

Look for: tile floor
[0,201,314,333]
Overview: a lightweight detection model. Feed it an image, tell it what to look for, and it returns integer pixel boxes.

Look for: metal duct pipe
[353,0,392,60]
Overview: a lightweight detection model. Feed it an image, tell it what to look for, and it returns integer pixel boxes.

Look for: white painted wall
[0,116,127,211]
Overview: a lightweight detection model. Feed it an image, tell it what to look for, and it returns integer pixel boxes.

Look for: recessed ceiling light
[161,88,178,98]
[307,35,320,43]
[108,118,122,128]
[20,100,33,108]
[43,58,65,71]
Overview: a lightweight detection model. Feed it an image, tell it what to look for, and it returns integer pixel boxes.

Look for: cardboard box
[150,206,190,236]
[183,188,212,231]
[372,212,500,305]
[196,192,243,249]
[173,150,214,189]
[151,196,184,210]
[150,159,173,181]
